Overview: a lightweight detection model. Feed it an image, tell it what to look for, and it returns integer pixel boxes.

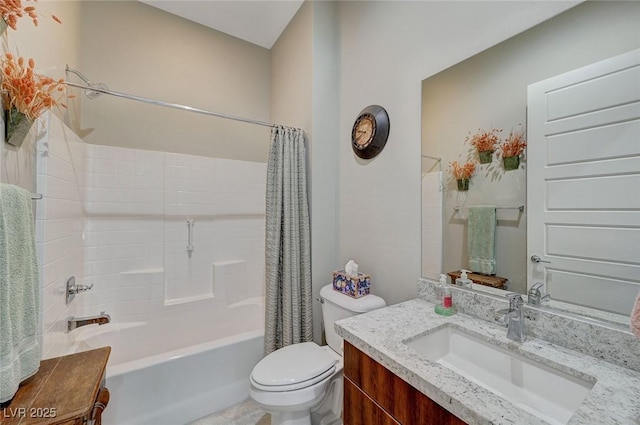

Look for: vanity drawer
[344,377,400,425]
[344,341,466,425]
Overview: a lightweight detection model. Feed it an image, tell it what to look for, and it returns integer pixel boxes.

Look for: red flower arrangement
[450,160,477,180]
[465,127,502,152]
[499,126,527,158]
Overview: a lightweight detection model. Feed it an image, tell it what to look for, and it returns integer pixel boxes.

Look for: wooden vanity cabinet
[1,347,111,425]
[344,341,466,425]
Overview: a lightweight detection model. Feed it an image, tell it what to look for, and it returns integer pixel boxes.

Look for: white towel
[631,291,640,338]
[0,184,41,403]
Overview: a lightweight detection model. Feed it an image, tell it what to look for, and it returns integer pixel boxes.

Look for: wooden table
[1,347,111,425]
[447,270,508,290]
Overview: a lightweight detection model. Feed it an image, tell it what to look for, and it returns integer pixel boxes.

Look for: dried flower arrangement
[2,53,68,120]
[499,126,527,158]
[465,128,502,152]
[450,160,477,180]
[0,0,62,30]
[2,53,70,146]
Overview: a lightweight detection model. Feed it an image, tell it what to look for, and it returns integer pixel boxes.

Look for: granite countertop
[335,299,640,425]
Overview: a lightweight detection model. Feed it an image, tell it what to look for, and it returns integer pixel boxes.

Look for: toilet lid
[251,342,337,389]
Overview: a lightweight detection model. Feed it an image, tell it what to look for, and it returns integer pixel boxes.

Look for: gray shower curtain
[264,126,312,354]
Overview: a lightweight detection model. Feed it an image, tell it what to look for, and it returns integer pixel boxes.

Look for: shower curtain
[264,126,312,354]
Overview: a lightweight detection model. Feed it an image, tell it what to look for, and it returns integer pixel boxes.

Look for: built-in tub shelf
[1,347,111,425]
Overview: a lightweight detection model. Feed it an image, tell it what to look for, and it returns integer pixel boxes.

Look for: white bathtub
[71,299,265,425]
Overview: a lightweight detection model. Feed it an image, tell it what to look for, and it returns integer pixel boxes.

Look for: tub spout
[68,311,111,332]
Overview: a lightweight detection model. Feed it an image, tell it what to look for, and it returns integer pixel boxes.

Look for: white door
[527,49,640,315]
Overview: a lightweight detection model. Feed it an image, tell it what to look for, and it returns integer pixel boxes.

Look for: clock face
[352,114,376,150]
[350,105,390,159]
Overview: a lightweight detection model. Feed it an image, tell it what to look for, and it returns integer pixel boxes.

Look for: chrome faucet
[67,311,111,332]
[528,282,551,306]
[495,293,526,342]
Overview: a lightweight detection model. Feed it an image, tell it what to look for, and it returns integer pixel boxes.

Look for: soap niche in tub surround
[417,278,640,372]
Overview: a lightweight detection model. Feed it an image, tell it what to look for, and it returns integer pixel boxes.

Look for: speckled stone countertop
[335,299,640,425]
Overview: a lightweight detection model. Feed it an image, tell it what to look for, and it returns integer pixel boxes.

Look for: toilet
[250,284,386,425]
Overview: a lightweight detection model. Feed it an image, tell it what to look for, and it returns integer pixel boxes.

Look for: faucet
[495,293,526,342]
[67,311,111,332]
[528,282,551,305]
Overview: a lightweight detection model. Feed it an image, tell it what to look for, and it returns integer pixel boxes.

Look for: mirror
[420,2,639,326]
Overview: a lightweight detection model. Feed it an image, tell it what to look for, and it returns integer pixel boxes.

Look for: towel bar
[453,205,524,213]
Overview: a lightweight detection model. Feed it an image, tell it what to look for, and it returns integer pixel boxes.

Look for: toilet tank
[319,284,386,354]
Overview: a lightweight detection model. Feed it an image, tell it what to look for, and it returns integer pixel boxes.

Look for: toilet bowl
[249,284,385,425]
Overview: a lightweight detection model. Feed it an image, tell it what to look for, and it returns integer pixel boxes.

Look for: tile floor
[188,399,270,425]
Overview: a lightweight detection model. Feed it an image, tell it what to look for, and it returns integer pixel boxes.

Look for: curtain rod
[64,81,276,129]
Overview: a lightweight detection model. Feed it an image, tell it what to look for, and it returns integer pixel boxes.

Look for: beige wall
[76,1,271,162]
[421,1,640,294]
[309,1,340,344]
[1,1,82,190]
[270,1,340,344]
[335,1,576,307]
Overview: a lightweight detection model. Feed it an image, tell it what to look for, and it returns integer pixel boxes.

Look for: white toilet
[250,284,386,425]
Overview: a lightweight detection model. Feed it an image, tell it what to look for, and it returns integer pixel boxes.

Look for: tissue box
[332,271,371,298]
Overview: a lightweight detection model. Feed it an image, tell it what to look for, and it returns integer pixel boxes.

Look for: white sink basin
[406,324,595,425]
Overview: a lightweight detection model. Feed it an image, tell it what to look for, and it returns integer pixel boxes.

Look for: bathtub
[71,298,265,425]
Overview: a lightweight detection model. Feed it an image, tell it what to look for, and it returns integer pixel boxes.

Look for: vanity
[337,281,640,425]
[0,347,110,425]
[344,340,465,425]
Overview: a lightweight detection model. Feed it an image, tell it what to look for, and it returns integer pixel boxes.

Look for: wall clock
[351,105,390,159]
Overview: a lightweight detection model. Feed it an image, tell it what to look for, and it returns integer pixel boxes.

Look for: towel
[468,205,497,275]
[632,291,640,337]
[0,184,41,403]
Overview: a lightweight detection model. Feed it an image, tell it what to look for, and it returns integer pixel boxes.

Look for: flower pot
[503,155,520,171]
[478,150,493,164]
[456,178,469,191]
[5,107,34,148]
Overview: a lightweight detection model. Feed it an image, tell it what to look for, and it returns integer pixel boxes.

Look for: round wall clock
[351,105,390,159]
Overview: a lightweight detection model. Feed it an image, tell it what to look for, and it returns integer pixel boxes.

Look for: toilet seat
[251,364,336,392]
[251,342,337,392]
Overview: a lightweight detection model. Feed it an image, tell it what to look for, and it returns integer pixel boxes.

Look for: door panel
[527,49,640,315]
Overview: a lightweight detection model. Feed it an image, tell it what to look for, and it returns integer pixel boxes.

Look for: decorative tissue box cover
[332,271,371,298]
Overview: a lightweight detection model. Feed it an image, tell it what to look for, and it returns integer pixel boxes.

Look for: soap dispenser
[435,274,456,316]
[456,269,473,288]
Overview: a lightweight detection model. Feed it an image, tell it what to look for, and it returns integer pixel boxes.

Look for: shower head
[65,65,109,99]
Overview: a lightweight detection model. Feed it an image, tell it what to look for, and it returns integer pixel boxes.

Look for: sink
[405,324,595,425]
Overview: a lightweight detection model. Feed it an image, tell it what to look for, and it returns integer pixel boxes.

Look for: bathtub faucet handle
[69,282,93,295]
[66,276,94,304]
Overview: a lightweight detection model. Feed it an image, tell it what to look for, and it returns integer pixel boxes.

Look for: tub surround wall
[35,114,87,359]
[79,144,266,321]
[417,278,640,373]
[421,171,443,280]
[34,116,267,356]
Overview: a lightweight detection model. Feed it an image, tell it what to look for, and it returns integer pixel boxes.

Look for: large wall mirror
[421,2,640,325]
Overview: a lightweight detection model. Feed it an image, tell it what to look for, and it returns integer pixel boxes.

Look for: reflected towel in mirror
[468,205,496,275]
